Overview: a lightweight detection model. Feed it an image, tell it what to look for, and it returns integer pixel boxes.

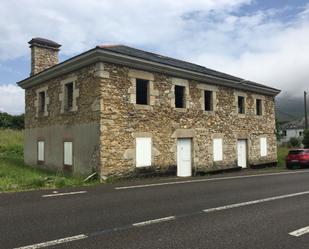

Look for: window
[299,131,303,137]
[175,85,185,108]
[213,138,223,161]
[136,79,149,105]
[37,141,45,162]
[238,96,245,114]
[38,91,45,113]
[65,82,74,110]
[282,130,287,137]
[204,90,213,111]
[256,99,262,115]
[64,141,73,166]
[136,137,152,167]
[260,138,267,157]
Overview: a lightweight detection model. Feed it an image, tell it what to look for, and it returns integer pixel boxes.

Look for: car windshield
[289,150,304,155]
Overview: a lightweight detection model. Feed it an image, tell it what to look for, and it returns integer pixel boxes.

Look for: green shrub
[303,130,309,148]
[289,137,301,147]
[54,178,66,188]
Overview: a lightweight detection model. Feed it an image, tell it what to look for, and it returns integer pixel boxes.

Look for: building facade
[18,38,280,177]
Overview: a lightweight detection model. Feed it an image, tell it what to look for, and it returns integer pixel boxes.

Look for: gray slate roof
[280,118,305,130]
[97,45,279,91]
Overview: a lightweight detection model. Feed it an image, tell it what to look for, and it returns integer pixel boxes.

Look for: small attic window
[38,91,46,113]
[238,96,245,114]
[204,90,213,111]
[65,82,74,110]
[256,99,262,115]
[175,85,185,108]
[136,79,149,105]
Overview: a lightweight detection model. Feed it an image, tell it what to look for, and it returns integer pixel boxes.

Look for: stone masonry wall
[99,63,277,177]
[31,46,59,75]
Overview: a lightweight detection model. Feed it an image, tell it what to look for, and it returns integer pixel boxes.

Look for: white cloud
[0,0,308,112]
[0,84,24,114]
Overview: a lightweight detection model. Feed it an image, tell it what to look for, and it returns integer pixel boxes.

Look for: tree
[303,130,309,148]
[289,137,301,148]
[0,112,24,130]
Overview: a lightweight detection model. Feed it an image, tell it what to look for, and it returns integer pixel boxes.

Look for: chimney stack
[28,38,61,76]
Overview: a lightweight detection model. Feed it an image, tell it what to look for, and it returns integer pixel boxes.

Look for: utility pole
[305,91,308,130]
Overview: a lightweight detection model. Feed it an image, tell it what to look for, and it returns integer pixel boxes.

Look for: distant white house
[280,118,305,144]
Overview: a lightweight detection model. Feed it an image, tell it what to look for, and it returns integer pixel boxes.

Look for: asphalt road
[2,170,309,249]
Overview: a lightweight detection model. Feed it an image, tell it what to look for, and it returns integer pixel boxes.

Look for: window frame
[37,139,45,164]
[213,138,223,162]
[260,137,267,157]
[175,85,186,108]
[135,78,150,105]
[204,90,213,111]
[63,140,73,172]
[238,96,245,114]
[256,99,262,116]
[65,82,74,111]
[136,137,152,167]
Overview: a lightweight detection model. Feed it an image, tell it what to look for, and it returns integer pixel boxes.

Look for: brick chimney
[28,38,61,76]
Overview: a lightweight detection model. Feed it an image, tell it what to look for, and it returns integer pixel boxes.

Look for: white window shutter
[213,138,223,161]
[38,141,44,161]
[64,142,73,165]
[260,138,267,157]
[136,137,152,167]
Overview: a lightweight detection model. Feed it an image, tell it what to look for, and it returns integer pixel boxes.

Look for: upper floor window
[38,91,46,113]
[204,90,213,111]
[256,99,262,115]
[175,85,185,108]
[136,79,149,105]
[238,96,245,114]
[65,82,74,110]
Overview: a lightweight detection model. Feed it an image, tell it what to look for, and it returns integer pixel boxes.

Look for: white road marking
[14,234,88,249]
[289,226,309,237]
[203,190,309,213]
[42,191,87,198]
[133,216,176,227]
[115,170,309,190]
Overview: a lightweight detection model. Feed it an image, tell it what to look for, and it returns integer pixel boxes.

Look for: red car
[286,149,309,169]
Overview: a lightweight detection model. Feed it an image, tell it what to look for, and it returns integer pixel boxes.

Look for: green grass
[0,129,99,192]
[277,146,289,168]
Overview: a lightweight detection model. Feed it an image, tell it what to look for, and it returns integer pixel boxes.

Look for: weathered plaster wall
[24,64,101,175]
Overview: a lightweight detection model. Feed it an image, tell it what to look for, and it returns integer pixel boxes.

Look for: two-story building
[18,38,280,177]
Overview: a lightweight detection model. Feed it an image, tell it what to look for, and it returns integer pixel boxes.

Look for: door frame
[237,139,248,168]
[177,138,192,177]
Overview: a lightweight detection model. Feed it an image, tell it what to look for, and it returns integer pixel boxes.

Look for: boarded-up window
[238,96,245,114]
[213,138,223,161]
[136,79,149,105]
[136,137,152,167]
[260,137,267,157]
[204,90,213,111]
[38,141,45,162]
[175,85,185,108]
[256,99,262,115]
[65,82,74,110]
[64,141,73,166]
[39,91,45,113]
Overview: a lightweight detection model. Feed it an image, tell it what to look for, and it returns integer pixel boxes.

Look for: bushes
[303,129,309,148]
[289,137,301,147]
[0,112,24,130]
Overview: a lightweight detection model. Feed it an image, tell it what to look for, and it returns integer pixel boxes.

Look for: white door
[136,137,152,167]
[177,139,192,177]
[237,140,247,168]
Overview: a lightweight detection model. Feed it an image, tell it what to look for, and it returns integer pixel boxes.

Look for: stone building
[18,37,280,177]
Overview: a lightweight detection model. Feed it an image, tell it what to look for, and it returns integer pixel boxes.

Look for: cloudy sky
[1,0,309,114]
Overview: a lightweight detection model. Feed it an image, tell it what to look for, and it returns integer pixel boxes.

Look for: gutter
[17,48,281,96]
